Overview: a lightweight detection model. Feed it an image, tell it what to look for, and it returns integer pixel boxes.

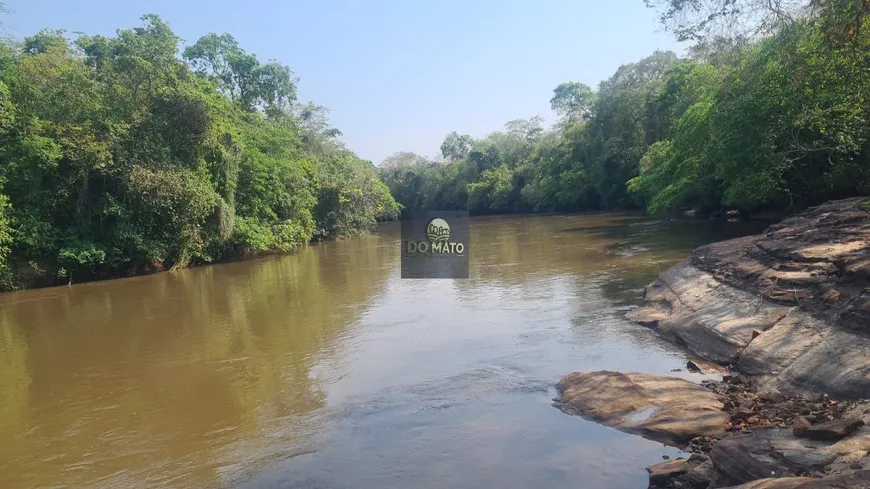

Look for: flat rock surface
[625,307,668,328]
[554,371,729,446]
[711,428,870,486]
[627,198,870,398]
[720,471,870,488]
[795,419,866,441]
[647,458,689,486]
[631,262,793,364]
[720,479,813,489]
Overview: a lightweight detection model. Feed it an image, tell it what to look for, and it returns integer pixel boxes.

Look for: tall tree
[440,131,473,161]
[294,102,345,158]
[504,116,544,145]
[644,0,805,41]
[550,82,596,126]
[182,32,297,114]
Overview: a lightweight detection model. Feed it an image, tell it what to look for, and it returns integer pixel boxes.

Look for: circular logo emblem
[426,218,450,244]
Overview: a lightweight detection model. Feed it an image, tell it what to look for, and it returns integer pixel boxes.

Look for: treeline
[0,15,398,290]
[380,0,870,217]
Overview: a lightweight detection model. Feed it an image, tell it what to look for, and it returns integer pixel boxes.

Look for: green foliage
[0,15,397,290]
[550,82,596,126]
[440,131,473,161]
[314,151,399,239]
[632,13,870,212]
[8,3,870,293]
[0,193,13,289]
[385,6,870,219]
[182,32,296,115]
[628,60,725,212]
[467,165,515,213]
[380,117,547,214]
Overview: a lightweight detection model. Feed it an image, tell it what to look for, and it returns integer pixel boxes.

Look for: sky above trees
[3,0,686,164]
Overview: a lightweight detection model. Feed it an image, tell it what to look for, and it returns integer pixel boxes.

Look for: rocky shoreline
[555,198,870,488]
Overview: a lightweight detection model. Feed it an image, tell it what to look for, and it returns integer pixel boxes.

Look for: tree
[467,165,515,213]
[388,1,870,219]
[644,0,805,42]
[440,131,473,160]
[378,152,432,210]
[380,151,429,170]
[504,116,544,144]
[23,29,69,55]
[550,82,596,126]
[314,151,398,238]
[294,102,345,158]
[0,14,397,290]
[183,32,297,114]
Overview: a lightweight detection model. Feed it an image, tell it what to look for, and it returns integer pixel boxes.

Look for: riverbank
[555,197,870,488]
[556,371,870,488]
[628,196,870,399]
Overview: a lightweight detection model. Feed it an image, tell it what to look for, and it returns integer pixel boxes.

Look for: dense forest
[379,0,870,217]
[0,14,398,290]
[3,1,870,291]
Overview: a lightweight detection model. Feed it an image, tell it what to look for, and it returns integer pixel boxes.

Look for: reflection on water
[0,213,768,489]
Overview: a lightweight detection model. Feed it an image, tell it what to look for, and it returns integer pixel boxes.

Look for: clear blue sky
[3,0,687,164]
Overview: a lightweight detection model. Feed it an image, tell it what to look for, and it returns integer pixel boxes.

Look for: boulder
[554,371,729,446]
[646,458,688,486]
[682,459,719,489]
[794,419,865,441]
[645,456,723,489]
[710,429,870,486]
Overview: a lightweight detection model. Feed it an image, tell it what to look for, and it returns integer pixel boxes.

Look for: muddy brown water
[0,213,769,489]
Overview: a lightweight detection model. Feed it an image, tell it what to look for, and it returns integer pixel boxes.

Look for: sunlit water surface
[0,213,768,489]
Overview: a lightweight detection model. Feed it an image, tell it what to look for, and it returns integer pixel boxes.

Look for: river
[0,213,769,489]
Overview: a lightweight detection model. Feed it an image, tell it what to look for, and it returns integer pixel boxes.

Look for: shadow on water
[0,235,395,489]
